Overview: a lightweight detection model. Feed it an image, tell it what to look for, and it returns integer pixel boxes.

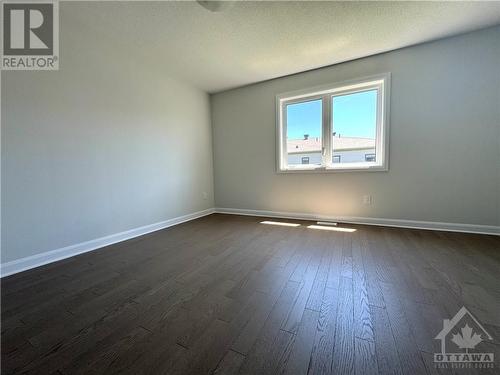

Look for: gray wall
[211,26,500,227]
[1,8,214,263]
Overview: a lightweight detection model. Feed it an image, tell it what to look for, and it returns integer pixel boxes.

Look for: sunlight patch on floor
[307,225,356,232]
[260,220,301,227]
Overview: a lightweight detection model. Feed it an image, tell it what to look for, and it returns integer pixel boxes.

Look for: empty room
[1,1,500,374]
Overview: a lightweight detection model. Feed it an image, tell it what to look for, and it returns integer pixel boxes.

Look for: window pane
[332,90,377,164]
[286,99,322,166]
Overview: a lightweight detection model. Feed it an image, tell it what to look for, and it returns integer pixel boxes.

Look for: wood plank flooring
[1,213,499,374]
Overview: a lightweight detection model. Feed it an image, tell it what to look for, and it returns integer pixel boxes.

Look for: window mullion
[322,94,332,168]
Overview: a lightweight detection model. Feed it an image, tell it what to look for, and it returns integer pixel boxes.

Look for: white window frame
[276,73,390,173]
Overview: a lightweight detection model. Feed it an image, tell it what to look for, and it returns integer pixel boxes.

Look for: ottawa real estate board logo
[434,306,495,370]
[1,1,59,70]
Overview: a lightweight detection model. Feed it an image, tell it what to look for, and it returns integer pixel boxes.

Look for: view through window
[332,90,377,164]
[286,99,322,167]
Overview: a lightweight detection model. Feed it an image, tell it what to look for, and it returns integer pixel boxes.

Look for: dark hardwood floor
[1,213,499,374]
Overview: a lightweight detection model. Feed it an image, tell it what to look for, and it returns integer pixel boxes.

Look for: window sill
[277,164,388,174]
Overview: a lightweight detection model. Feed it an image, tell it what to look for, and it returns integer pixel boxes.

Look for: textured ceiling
[65,1,500,93]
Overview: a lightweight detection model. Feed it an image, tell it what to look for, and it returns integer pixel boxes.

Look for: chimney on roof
[303,134,309,140]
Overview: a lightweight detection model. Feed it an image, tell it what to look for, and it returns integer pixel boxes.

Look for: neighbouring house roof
[287,136,375,154]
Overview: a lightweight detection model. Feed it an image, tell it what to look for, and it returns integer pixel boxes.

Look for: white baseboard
[3,206,497,278]
[0,208,215,278]
[215,207,500,236]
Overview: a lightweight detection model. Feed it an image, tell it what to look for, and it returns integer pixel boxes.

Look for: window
[365,153,376,162]
[276,73,390,172]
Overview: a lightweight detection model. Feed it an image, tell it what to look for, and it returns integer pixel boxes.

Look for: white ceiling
[65,1,500,93]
